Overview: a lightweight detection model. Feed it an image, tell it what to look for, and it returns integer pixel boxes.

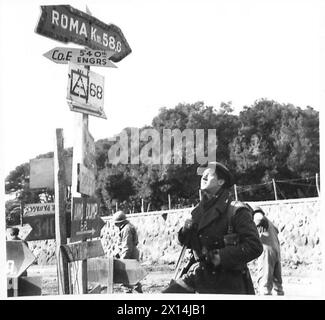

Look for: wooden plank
[18,276,42,296]
[54,128,70,295]
[107,257,114,294]
[30,156,72,189]
[87,258,148,286]
[62,240,104,262]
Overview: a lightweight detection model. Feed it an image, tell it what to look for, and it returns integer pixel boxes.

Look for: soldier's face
[253,212,264,226]
[200,168,224,194]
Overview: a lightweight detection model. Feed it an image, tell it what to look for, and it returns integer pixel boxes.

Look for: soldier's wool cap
[252,206,266,216]
[197,161,235,187]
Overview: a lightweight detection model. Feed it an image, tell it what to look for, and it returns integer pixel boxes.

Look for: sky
[0,0,322,178]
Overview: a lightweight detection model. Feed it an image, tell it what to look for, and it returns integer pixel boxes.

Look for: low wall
[101,197,322,268]
[24,197,322,269]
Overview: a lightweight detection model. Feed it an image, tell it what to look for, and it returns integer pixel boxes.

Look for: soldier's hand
[257,217,269,233]
[209,251,221,267]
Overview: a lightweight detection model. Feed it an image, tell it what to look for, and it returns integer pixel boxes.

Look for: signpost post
[34,4,130,295]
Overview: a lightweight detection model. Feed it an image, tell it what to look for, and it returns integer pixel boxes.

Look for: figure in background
[6,227,29,276]
[113,210,142,293]
[162,161,263,294]
[252,206,284,296]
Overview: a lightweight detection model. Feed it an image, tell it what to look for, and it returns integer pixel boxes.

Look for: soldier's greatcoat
[118,221,140,260]
[177,189,263,294]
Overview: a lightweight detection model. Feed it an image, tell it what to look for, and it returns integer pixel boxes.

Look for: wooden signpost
[33,4,131,295]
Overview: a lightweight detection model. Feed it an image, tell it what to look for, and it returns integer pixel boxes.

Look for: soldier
[162,161,263,294]
[6,227,29,276]
[113,210,142,293]
[252,206,284,295]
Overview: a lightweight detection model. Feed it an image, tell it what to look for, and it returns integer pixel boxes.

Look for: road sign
[29,156,72,189]
[23,203,71,241]
[24,214,55,241]
[70,197,105,242]
[6,241,36,278]
[77,163,96,196]
[35,5,131,63]
[43,47,117,68]
[87,258,148,286]
[61,240,105,262]
[24,203,55,215]
[67,63,106,119]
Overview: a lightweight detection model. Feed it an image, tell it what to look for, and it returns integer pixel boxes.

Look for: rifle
[171,245,196,283]
[173,245,187,280]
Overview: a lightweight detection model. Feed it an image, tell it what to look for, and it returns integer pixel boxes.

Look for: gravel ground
[25,263,323,298]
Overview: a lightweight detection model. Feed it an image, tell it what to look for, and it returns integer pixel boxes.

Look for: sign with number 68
[67,63,106,119]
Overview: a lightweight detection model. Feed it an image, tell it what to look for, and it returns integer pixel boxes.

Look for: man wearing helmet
[162,161,263,294]
[252,206,284,296]
[113,210,142,293]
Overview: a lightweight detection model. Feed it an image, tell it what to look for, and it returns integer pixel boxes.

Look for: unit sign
[67,63,106,119]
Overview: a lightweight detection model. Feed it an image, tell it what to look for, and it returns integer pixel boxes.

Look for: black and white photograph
[0,0,324,305]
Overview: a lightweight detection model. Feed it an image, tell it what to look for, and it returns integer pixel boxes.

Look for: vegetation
[5,99,319,224]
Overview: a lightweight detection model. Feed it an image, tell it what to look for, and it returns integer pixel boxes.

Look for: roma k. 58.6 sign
[35,5,131,62]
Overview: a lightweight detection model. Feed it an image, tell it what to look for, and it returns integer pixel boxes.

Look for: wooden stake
[316,173,320,197]
[107,257,114,294]
[234,184,238,201]
[54,128,69,294]
[272,179,278,201]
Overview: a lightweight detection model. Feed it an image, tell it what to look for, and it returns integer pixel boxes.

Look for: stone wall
[22,197,322,269]
[101,197,322,268]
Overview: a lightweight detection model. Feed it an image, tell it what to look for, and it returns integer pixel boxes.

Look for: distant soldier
[6,227,29,276]
[7,227,28,246]
[252,206,284,296]
[113,210,142,293]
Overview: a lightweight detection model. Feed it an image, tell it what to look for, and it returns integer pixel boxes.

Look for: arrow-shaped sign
[70,197,105,242]
[6,241,36,278]
[35,5,132,62]
[43,47,117,68]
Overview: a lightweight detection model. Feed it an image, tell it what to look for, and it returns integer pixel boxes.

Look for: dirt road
[26,264,322,298]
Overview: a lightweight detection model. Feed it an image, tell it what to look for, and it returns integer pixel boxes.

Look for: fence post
[272,179,278,200]
[316,173,320,196]
[234,184,238,201]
